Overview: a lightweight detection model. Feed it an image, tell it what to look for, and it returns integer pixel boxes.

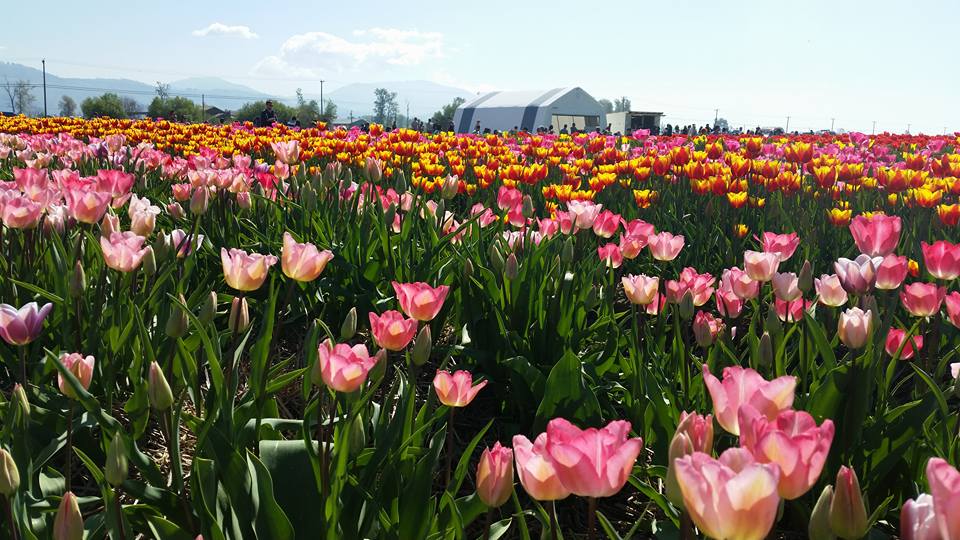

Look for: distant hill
[0,62,476,119]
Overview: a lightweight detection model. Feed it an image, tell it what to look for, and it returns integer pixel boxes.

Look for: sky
[2,0,959,134]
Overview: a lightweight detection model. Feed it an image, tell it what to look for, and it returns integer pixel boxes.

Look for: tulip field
[2,115,960,540]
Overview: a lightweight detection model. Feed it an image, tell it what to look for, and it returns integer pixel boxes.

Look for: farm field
[1,115,959,539]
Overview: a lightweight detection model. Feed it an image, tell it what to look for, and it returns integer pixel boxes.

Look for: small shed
[606,111,664,135]
[453,87,606,133]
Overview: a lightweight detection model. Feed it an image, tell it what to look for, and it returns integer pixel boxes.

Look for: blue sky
[3,0,958,134]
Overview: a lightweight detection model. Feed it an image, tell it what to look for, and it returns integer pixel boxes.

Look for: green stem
[18,346,27,388]
[483,509,492,540]
[113,489,127,540]
[65,402,74,492]
[445,408,455,491]
[586,497,597,540]
[3,495,20,540]
[549,500,559,540]
[680,511,695,540]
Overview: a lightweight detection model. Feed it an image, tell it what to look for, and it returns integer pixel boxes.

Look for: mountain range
[0,62,475,120]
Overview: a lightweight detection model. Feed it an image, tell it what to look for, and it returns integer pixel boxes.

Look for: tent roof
[461,88,580,109]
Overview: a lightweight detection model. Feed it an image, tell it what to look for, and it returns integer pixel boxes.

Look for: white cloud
[192,23,259,39]
[430,71,497,95]
[252,28,445,77]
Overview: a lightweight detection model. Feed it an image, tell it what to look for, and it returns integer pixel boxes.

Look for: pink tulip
[667,267,715,306]
[618,233,646,259]
[1,195,42,229]
[722,267,759,300]
[901,494,941,540]
[849,213,901,257]
[834,255,881,295]
[922,240,960,280]
[64,188,111,224]
[591,210,621,238]
[0,302,52,346]
[95,169,135,197]
[172,183,191,201]
[693,311,723,347]
[623,218,655,240]
[648,231,684,261]
[270,140,300,165]
[433,370,487,407]
[743,251,781,282]
[538,217,559,238]
[946,292,960,328]
[221,247,278,291]
[597,243,622,268]
[838,307,873,349]
[775,297,814,323]
[715,287,743,318]
[567,200,602,229]
[14,167,49,192]
[54,491,84,540]
[952,363,960,379]
[313,339,378,393]
[513,433,571,501]
[368,310,418,351]
[646,293,665,316]
[497,186,522,211]
[57,353,95,399]
[100,232,149,272]
[100,214,120,237]
[815,274,849,307]
[665,411,714,507]
[673,449,781,540]
[901,282,946,317]
[392,281,450,321]
[885,328,923,360]
[760,232,800,261]
[281,232,334,282]
[702,365,796,436]
[476,442,514,508]
[830,466,869,539]
[236,191,252,209]
[555,211,575,234]
[875,254,909,290]
[739,406,834,500]
[166,202,185,220]
[168,229,205,258]
[544,418,643,498]
[622,274,659,305]
[927,458,960,540]
[772,272,801,301]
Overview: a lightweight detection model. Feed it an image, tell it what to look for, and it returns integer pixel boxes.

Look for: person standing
[259,100,278,127]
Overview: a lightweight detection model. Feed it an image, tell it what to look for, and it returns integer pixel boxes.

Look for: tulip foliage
[0,118,959,539]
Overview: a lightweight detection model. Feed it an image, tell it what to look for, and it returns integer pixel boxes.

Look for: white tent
[453,87,606,133]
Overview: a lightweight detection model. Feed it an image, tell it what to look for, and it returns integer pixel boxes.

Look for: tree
[613,97,631,112]
[155,82,170,100]
[372,88,398,124]
[147,96,202,122]
[429,97,465,129]
[81,93,127,118]
[234,100,295,124]
[715,117,730,131]
[598,99,614,114]
[321,100,337,122]
[121,97,141,117]
[2,79,35,115]
[293,88,321,124]
[59,96,77,117]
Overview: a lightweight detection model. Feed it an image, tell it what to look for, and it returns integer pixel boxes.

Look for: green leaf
[247,451,296,539]
[259,440,323,540]
[534,349,602,431]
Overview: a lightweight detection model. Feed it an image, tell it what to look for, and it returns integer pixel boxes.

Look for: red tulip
[900,282,946,317]
[900,493,941,540]
[922,240,960,280]
[760,232,800,261]
[0,302,52,345]
[281,232,334,282]
[876,254,909,290]
[57,353,94,399]
[313,339,378,393]
[221,247,278,291]
[673,448,781,540]
[849,213,901,257]
[743,250,780,282]
[702,365,796,436]
[739,406,834,500]
[927,458,960,539]
[513,433,571,501]
[100,231,149,272]
[648,231,684,261]
[368,310,418,351]
[476,442,514,508]
[544,418,642,498]
[885,328,923,360]
[392,281,450,321]
[433,370,487,407]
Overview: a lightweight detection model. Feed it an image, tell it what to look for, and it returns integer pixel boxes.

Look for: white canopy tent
[453,87,606,133]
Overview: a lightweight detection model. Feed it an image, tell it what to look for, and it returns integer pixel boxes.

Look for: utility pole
[319,80,325,119]
[714,108,718,125]
[785,116,791,133]
[872,120,876,135]
[830,118,835,131]
[349,110,353,123]
[406,101,410,128]
[42,58,47,117]
[907,123,911,134]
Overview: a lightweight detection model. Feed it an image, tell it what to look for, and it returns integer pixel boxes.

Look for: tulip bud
[190,187,210,215]
[799,260,813,293]
[584,286,599,310]
[383,204,397,230]
[759,332,773,368]
[104,435,128,487]
[394,170,407,191]
[435,200,446,224]
[142,246,157,277]
[236,191,252,209]
[167,202,186,220]
[809,485,836,540]
[829,466,868,539]
[344,167,354,185]
[463,258,474,280]
[365,157,381,183]
[521,195,534,218]
[765,304,782,335]
[54,491,84,540]
[0,448,20,496]
[412,325,432,366]
[861,294,880,323]
[147,362,174,411]
[561,236,575,263]
[665,433,694,508]
[165,294,189,338]
[302,183,317,212]
[229,296,250,334]
[340,307,358,340]
[679,290,695,320]
[348,415,366,456]
[368,349,388,383]
[440,175,458,199]
[489,244,505,273]
[200,291,217,324]
[504,253,519,280]
[152,233,172,263]
[12,383,29,420]
[322,163,337,189]
[69,261,86,298]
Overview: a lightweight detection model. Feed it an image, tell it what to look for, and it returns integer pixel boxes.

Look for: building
[606,111,664,135]
[453,87,606,133]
